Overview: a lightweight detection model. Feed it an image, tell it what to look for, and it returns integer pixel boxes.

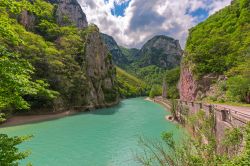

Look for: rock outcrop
[179,64,219,101]
[179,64,198,101]
[136,35,183,69]
[179,0,250,103]
[85,30,119,106]
[100,33,129,67]
[19,10,36,31]
[48,0,88,28]
[12,0,119,111]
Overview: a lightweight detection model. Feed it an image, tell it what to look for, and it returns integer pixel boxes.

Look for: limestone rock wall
[179,63,219,101]
[48,0,88,28]
[136,35,183,69]
[179,64,197,101]
[85,30,119,107]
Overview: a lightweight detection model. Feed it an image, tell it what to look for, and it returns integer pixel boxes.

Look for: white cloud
[78,0,232,49]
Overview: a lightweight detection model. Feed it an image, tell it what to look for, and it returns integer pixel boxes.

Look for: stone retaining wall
[156,97,250,153]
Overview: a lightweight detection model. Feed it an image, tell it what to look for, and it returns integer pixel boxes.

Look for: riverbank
[145,97,171,110]
[0,110,78,128]
[0,98,183,165]
[145,97,174,122]
[0,100,120,128]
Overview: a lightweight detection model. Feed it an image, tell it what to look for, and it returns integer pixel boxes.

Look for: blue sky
[110,0,131,17]
[80,0,232,48]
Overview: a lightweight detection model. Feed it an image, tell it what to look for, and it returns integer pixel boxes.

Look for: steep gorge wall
[179,64,219,101]
[5,0,119,112]
[179,0,250,102]
[85,30,119,107]
[48,0,88,28]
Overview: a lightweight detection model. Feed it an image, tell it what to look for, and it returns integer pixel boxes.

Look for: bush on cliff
[149,85,162,98]
[185,0,250,103]
[137,112,250,166]
[116,67,148,98]
[165,67,180,99]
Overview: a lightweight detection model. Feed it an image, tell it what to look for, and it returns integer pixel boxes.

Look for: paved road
[216,104,250,116]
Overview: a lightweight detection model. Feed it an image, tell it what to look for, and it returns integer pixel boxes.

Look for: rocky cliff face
[100,33,129,67]
[137,35,183,69]
[179,0,250,102]
[179,64,198,101]
[85,30,119,107]
[179,63,219,101]
[12,0,119,111]
[48,0,88,28]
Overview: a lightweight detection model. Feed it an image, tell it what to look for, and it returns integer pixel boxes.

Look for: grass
[205,100,250,107]
[116,66,147,87]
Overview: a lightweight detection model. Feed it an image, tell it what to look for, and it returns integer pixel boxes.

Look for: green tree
[165,67,180,99]
[0,46,58,111]
[226,75,250,103]
[0,134,32,166]
[149,85,161,98]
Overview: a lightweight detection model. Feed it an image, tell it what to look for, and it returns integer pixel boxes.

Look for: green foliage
[119,47,139,63]
[138,119,250,165]
[165,67,180,99]
[226,75,250,102]
[128,65,166,86]
[149,85,162,98]
[0,47,58,111]
[170,99,178,120]
[116,67,148,98]
[224,123,250,165]
[0,0,114,110]
[223,127,243,156]
[185,0,250,103]
[0,134,32,165]
[185,0,250,78]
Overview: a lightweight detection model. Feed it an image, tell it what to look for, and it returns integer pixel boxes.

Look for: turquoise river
[0,98,184,166]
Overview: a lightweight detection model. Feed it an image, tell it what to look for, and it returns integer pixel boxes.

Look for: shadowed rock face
[48,0,88,28]
[19,10,36,31]
[17,1,118,110]
[179,63,219,101]
[100,33,129,68]
[85,30,119,106]
[137,35,183,69]
[179,65,197,101]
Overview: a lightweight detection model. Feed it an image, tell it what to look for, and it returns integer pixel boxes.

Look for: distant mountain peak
[137,35,183,69]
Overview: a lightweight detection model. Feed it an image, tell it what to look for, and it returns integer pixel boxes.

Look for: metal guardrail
[159,98,250,124]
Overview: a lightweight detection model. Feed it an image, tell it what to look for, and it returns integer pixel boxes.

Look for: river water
[0,98,183,166]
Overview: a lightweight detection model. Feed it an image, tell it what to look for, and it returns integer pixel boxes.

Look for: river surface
[0,98,184,166]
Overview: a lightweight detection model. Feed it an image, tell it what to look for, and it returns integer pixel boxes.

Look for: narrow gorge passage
[0,98,183,166]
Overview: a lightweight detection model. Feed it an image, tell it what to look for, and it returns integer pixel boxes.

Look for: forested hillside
[116,67,149,98]
[102,35,183,98]
[0,0,119,119]
[180,0,250,103]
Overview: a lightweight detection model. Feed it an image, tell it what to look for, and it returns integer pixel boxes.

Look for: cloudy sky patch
[78,0,232,48]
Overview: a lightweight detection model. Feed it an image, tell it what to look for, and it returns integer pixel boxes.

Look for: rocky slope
[136,35,183,69]
[101,34,183,87]
[100,33,129,67]
[0,0,119,113]
[48,0,88,28]
[85,29,118,107]
[179,0,250,103]
[120,47,140,63]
